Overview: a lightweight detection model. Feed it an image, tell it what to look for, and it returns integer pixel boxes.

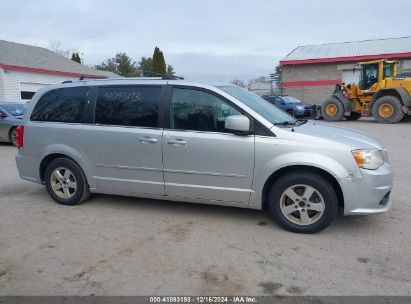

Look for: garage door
[20,82,48,101]
[341,69,360,85]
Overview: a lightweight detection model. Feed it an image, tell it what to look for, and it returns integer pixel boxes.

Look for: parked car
[0,102,27,146]
[15,79,393,233]
[262,95,317,118]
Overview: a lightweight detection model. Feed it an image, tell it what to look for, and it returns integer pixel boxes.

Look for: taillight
[16,125,24,148]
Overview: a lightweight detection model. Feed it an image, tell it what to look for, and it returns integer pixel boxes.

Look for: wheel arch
[330,93,353,114]
[261,165,344,211]
[8,125,17,142]
[371,87,411,108]
[39,153,81,183]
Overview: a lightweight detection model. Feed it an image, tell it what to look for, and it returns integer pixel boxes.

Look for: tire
[372,96,405,124]
[322,97,345,121]
[268,172,338,234]
[9,127,17,146]
[344,112,362,121]
[44,158,90,205]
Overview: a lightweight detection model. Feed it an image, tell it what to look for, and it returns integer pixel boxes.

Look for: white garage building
[0,40,116,102]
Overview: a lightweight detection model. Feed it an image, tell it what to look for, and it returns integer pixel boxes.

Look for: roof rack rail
[147,72,184,80]
[162,75,184,80]
[61,80,72,84]
[79,76,105,80]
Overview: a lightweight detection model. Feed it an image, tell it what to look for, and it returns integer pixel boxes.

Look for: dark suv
[262,95,317,118]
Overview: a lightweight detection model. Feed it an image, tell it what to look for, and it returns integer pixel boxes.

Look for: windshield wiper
[274,119,308,131]
[295,118,308,126]
[274,121,295,127]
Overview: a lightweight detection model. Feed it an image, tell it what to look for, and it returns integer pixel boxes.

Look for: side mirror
[225,115,250,134]
[281,101,285,105]
[0,112,7,118]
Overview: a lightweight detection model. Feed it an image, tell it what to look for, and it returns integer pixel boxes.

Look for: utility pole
[269,73,275,95]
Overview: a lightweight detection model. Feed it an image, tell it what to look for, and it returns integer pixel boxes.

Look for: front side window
[31,87,88,123]
[360,64,378,90]
[95,86,161,127]
[171,88,241,132]
[217,85,295,125]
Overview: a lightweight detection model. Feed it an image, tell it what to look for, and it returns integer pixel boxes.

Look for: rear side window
[31,87,88,123]
[95,86,161,127]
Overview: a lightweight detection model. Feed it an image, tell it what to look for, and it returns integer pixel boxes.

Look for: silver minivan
[15,78,393,233]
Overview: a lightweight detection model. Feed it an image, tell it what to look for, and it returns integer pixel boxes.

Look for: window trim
[165,85,264,136]
[91,84,166,129]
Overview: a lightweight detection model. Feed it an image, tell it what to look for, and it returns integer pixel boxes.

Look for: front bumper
[341,163,393,215]
[294,106,317,118]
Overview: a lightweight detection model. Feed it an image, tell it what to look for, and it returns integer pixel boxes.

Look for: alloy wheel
[280,184,325,225]
[50,167,77,199]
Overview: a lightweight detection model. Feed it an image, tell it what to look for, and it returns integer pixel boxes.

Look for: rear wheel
[322,97,344,121]
[344,112,362,120]
[44,158,90,205]
[9,127,17,146]
[372,96,405,124]
[268,172,338,233]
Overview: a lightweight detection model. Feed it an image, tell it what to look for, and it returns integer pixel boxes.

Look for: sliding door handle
[139,137,158,144]
[167,139,187,146]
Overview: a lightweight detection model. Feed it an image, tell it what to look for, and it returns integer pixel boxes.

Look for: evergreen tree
[152,47,166,75]
[159,50,166,74]
[96,52,140,77]
[71,53,78,63]
[152,47,160,75]
[76,53,81,64]
[139,57,153,76]
[166,65,175,76]
[70,52,81,63]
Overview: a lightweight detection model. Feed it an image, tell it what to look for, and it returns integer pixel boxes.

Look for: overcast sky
[1,0,411,81]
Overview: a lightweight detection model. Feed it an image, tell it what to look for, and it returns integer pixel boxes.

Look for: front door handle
[139,137,158,144]
[167,139,187,146]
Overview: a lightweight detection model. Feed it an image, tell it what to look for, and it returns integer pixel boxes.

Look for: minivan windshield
[217,85,295,125]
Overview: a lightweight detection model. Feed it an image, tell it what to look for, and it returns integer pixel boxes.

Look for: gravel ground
[0,118,410,296]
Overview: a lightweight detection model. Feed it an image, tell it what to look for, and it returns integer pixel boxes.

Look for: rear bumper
[15,152,41,183]
[341,163,393,215]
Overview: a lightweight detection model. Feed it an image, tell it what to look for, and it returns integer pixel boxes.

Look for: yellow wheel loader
[322,59,411,123]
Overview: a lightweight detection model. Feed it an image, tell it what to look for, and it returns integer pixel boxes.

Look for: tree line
[95,46,175,77]
[48,41,175,77]
[230,64,282,90]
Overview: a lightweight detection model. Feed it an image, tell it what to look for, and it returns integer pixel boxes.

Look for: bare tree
[49,40,77,59]
[230,79,247,88]
[249,75,269,85]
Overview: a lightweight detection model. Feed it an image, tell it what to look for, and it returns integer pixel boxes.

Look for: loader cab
[359,63,379,90]
[358,60,398,90]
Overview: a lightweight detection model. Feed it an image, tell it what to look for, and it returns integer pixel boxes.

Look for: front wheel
[44,158,90,205]
[268,172,338,233]
[322,97,344,121]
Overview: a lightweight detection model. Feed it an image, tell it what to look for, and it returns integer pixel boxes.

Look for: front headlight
[352,149,384,170]
[296,105,305,110]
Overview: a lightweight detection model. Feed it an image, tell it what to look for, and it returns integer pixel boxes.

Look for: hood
[292,121,383,150]
[294,102,313,108]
